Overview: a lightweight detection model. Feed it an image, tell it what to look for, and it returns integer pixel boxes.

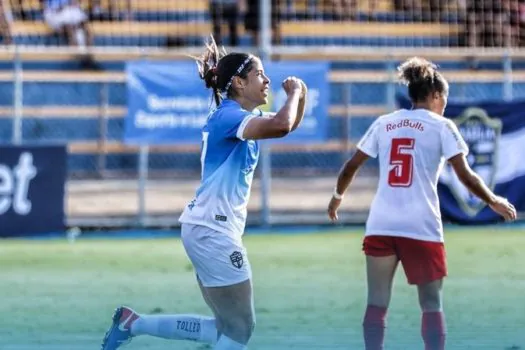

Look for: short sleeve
[221,108,260,141]
[440,120,469,160]
[357,119,381,158]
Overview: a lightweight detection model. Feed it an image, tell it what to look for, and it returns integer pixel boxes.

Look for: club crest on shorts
[441,107,502,216]
[229,251,243,269]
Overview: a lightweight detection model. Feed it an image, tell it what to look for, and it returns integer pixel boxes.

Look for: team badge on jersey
[230,251,244,269]
[445,107,502,216]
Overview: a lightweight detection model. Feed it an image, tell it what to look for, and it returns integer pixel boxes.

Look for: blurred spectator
[427,0,449,22]
[392,0,445,21]
[465,0,512,47]
[165,36,186,48]
[89,0,132,21]
[518,0,525,46]
[9,0,29,20]
[506,0,522,46]
[329,0,356,20]
[284,0,319,19]
[329,0,379,20]
[393,0,415,13]
[0,0,12,44]
[210,0,240,47]
[330,0,357,21]
[43,0,99,69]
[244,0,281,45]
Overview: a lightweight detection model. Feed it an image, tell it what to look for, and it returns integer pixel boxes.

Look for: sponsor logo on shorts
[230,251,243,269]
[215,214,227,222]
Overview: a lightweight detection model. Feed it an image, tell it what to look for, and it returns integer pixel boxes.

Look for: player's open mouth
[263,88,269,97]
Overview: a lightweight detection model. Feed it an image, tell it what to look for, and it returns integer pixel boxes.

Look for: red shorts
[363,235,447,285]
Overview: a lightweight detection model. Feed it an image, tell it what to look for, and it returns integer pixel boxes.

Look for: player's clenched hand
[299,80,307,99]
[328,197,341,222]
[489,196,517,221]
[282,76,303,96]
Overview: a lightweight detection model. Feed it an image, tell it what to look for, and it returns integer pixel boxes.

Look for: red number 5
[388,138,415,187]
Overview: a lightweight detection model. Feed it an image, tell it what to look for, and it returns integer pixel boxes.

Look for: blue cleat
[100,306,139,350]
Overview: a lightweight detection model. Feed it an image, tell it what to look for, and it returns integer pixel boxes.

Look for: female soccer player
[327,57,517,350]
[100,37,307,350]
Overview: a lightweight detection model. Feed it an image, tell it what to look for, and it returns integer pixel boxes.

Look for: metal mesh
[6,1,524,49]
[3,0,523,226]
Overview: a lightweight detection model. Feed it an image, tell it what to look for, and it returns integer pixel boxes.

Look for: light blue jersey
[179,99,262,237]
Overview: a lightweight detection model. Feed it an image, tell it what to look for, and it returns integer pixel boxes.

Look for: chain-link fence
[2,1,525,227]
[5,49,522,227]
[6,1,524,49]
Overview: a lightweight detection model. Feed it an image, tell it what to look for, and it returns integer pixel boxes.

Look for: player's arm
[328,118,379,221]
[0,0,12,44]
[327,150,369,221]
[448,154,517,221]
[291,81,307,131]
[335,150,369,196]
[241,77,302,140]
[441,120,516,221]
[251,80,306,132]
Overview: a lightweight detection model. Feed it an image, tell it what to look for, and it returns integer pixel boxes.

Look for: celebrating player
[100,36,307,350]
[328,57,517,350]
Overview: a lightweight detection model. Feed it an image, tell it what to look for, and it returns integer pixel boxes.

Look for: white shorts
[181,223,252,288]
[44,6,87,31]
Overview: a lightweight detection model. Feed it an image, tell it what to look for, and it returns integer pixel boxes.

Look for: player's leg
[198,276,223,339]
[362,236,399,350]
[129,223,232,342]
[100,224,221,350]
[203,279,255,349]
[183,224,254,348]
[396,237,447,350]
[209,1,222,46]
[101,305,217,350]
[418,279,446,350]
[225,4,239,46]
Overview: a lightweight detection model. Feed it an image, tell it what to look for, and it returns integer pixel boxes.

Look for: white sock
[131,314,217,344]
[214,335,247,350]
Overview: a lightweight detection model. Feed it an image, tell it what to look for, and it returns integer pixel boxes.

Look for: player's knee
[221,314,255,343]
[367,290,391,308]
[418,289,442,311]
[420,299,442,312]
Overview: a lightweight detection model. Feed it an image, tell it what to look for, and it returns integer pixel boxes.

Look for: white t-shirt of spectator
[44,0,87,31]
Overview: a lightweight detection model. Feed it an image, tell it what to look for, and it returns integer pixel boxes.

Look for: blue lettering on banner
[124,61,329,144]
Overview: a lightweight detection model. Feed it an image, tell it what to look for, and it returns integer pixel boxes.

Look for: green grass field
[0,227,524,350]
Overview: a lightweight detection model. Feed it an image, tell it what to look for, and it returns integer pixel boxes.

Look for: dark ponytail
[194,36,225,106]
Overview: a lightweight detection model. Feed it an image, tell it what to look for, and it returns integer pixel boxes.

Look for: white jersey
[357,109,469,242]
[179,99,262,237]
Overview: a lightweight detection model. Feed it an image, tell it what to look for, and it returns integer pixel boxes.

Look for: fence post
[137,144,149,227]
[97,82,109,176]
[502,52,513,101]
[386,57,396,112]
[12,46,23,145]
[136,52,150,227]
[343,82,352,156]
[258,0,272,228]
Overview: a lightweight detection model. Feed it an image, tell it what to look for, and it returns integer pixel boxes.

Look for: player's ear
[232,76,246,90]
